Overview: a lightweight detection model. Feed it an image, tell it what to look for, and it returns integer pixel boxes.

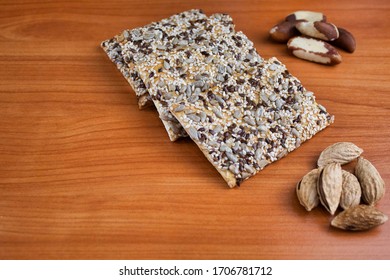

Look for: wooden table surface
[1,0,389,260]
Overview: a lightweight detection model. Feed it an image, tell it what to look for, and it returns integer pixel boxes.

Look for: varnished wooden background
[0,0,389,260]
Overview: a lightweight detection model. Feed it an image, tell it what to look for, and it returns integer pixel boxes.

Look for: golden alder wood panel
[0,0,389,259]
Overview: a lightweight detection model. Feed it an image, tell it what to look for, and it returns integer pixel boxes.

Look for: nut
[296,169,320,211]
[286,11,326,23]
[317,142,363,167]
[287,36,342,65]
[295,21,339,41]
[295,142,386,232]
[317,163,343,215]
[355,157,385,205]
[331,205,388,231]
[331,27,356,53]
[269,21,299,43]
[340,170,361,210]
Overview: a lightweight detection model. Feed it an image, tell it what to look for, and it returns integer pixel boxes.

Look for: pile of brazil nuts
[296,142,387,231]
[269,11,356,65]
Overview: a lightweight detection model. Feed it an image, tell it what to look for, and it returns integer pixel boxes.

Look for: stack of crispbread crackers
[101,9,334,187]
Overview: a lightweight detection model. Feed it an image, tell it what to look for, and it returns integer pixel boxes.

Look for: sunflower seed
[258,125,268,133]
[174,104,185,112]
[215,95,225,106]
[232,141,241,151]
[220,143,232,153]
[179,66,188,75]
[205,56,213,63]
[187,126,199,140]
[275,99,285,109]
[202,83,210,92]
[258,159,269,169]
[156,44,166,50]
[291,128,300,137]
[213,107,223,118]
[269,94,277,102]
[260,92,269,103]
[194,74,203,81]
[233,109,242,119]
[244,164,256,174]
[226,65,233,74]
[269,63,278,71]
[186,84,192,95]
[199,111,207,122]
[168,83,176,92]
[194,80,205,88]
[157,79,165,87]
[245,53,253,60]
[188,94,199,103]
[244,116,256,126]
[217,65,225,73]
[216,74,225,82]
[187,114,201,122]
[226,152,238,163]
[208,140,218,147]
[212,125,222,135]
[255,148,263,161]
[143,31,155,40]
[229,164,239,174]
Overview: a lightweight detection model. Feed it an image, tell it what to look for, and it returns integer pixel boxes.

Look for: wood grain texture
[0,0,389,260]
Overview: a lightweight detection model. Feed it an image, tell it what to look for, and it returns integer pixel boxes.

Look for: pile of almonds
[296,142,388,231]
[269,11,356,65]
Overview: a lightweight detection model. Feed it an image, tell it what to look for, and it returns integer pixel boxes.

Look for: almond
[331,205,388,231]
[340,170,361,210]
[355,157,385,205]
[296,169,320,211]
[317,163,343,215]
[317,142,363,167]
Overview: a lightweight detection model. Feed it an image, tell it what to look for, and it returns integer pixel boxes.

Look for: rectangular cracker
[101,37,151,108]
[170,58,334,187]
[101,9,207,111]
[135,30,334,187]
[121,13,236,141]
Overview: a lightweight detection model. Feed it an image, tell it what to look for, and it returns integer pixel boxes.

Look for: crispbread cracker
[170,58,334,187]
[135,29,333,187]
[101,37,151,108]
[124,13,236,140]
[101,9,207,110]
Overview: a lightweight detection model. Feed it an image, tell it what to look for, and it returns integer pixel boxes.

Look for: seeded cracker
[120,13,235,141]
[101,9,208,110]
[101,37,153,108]
[173,58,333,187]
[136,29,334,187]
